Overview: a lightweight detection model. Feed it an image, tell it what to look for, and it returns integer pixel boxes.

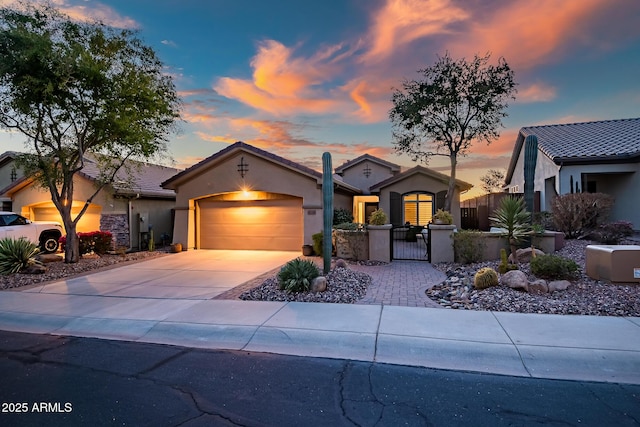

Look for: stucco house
[162,142,472,251]
[0,152,179,250]
[504,118,640,229]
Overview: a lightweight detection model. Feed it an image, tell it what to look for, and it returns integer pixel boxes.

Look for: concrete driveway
[22,250,299,300]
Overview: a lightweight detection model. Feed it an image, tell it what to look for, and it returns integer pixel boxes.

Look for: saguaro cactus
[523,134,538,217]
[322,152,333,274]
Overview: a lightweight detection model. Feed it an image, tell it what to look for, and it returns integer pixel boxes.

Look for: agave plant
[489,196,531,265]
[278,258,320,293]
[0,237,42,275]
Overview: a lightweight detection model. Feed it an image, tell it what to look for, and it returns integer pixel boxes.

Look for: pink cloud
[446,0,637,70]
[362,0,469,63]
[214,40,348,116]
[517,82,557,103]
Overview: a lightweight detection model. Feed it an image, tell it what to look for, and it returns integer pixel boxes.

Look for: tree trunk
[61,214,80,263]
[444,154,458,212]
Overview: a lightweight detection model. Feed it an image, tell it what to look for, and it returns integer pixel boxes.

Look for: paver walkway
[351,261,444,308]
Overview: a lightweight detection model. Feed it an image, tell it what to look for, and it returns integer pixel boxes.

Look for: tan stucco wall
[170,151,338,249]
[340,160,394,194]
[129,198,175,248]
[376,174,463,226]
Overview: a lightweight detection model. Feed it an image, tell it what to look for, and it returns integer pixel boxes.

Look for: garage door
[198,198,302,250]
[31,204,101,232]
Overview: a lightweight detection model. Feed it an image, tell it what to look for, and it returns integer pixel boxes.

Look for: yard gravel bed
[430,239,640,316]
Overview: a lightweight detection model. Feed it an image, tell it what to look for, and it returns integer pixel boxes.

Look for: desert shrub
[591,220,634,244]
[474,267,499,289]
[278,258,320,293]
[368,209,388,225]
[530,254,579,280]
[550,193,613,239]
[60,231,113,255]
[333,208,353,226]
[0,237,41,275]
[312,232,323,256]
[532,211,554,230]
[453,230,486,264]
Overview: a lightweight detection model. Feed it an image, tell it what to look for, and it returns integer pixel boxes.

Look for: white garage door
[198,198,303,251]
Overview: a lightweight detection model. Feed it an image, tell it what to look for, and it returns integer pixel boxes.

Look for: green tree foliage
[390,53,516,211]
[480,169,506,194]
[0,3,181,263]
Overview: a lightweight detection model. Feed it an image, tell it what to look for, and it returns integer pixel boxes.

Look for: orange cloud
[214,40,348,116]
[362,0,469,63]
[344,78,395,123]
[468,130,520,157]
[446,0,623,69]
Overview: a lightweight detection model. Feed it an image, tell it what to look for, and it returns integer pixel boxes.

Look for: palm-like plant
[489,196,531,265]
[0,237,41,275]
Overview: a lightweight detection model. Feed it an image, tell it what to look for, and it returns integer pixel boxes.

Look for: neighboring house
[0,152,180,250]
[505,118,640,229]
[162,142,472,251]
[0,151,24,212]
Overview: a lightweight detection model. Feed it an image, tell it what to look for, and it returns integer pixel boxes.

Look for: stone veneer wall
[100,213,129,250]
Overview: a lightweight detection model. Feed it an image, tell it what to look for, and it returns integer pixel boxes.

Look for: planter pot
[170,243,182,253]
[302,244,314,256]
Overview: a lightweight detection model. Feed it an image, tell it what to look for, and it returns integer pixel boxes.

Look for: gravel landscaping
[2,239,639,317]
[430,239,640,316]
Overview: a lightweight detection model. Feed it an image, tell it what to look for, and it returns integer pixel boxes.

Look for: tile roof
[520,117,640,162]
[80,156,180,198]
[1,152,179,199]
[369,165,473,192]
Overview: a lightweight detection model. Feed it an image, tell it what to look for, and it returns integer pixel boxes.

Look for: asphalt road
[0,330,639,427]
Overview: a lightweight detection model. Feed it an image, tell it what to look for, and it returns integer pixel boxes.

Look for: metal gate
[391,225,430,261]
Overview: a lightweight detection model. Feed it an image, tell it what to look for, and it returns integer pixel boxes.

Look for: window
[403,192,433,225]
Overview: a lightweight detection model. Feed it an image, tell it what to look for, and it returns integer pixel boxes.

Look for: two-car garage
[197,195,303,251]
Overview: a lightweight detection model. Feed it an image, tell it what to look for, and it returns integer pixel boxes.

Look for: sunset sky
[1,0,639,199]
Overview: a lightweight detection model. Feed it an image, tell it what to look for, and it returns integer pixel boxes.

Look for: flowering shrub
[550,193,613,239]
[59,231,113,255]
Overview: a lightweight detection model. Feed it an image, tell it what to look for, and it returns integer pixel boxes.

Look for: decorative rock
[548,280,571,292]
[36,254,63,263]
[528,279,549,293]
[508,247,545,264]
[334,259,349,269]
[311,276,327,292]
[501,270,529,292]
[24,263,46,274]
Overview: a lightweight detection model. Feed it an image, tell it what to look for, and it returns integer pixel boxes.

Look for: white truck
[0,212,63,253]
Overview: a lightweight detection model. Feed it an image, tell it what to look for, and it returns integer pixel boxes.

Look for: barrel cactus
[474,267,499,289]
[322,152,333,274]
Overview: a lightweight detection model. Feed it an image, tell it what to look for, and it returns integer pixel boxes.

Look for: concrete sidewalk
[0,250,639,385]
[0,290,639,385]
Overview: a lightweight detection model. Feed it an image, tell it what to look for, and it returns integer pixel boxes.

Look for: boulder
[36,253,63,263]
[311,276,327,292]
[334,259,349,269]
[508,247,545,264]
[548,280,571,292]
[501,270,528,292]
[23,263,46,274]
[528,279,549,293]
